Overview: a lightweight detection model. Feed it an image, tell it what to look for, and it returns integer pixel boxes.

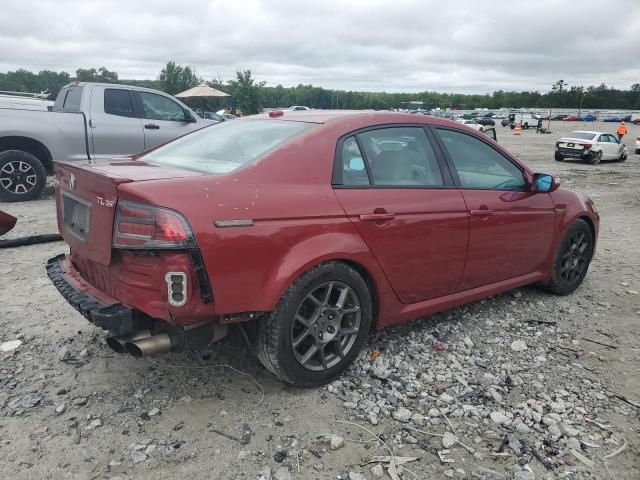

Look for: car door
[606,134,624,158]
[134,91,200,149]
[432,127,556,291]
[596,134,615,159]
[332,126,469,304]
[89,87,145,158]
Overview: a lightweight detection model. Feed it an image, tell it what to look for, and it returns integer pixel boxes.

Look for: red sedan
[47,111,599,386]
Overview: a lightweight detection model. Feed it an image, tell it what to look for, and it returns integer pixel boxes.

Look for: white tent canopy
[175,83,230,98]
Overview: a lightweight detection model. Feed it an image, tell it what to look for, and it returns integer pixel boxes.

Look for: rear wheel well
[0,137,53,174]
[336,259,380,330]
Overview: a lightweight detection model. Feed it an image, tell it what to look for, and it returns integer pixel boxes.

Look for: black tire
[256,262,372,387]
[546,219,594,295]
[554,151,564,161]
[523,123,529,129]
[510,124,515,130]
[589,150,602,165]
[635,148,640,154]
[0,150,47,202]
[618,152,627,162]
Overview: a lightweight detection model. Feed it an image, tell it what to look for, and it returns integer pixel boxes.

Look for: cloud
[1,0,639,93]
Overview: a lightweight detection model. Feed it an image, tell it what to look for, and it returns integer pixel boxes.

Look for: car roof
[567,130,602,135]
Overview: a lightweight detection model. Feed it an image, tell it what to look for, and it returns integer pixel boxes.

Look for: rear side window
[138,92,186,122]
[341,137,370,186]
[55,86,83,111]
[104,89,135,117]
[358,127,444,186]
[143,119,313,174]
[436,128,526,190]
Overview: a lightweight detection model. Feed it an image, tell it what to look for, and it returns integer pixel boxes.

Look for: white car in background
[555,130,628,164]
[456,119,484,132]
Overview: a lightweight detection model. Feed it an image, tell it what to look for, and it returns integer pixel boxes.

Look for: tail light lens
[113,201,195,249]
[580,143,592,149]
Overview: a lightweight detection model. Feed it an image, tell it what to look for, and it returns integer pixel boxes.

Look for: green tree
[75,67,118,83]
[159,61,200,95]
[228,70,263,115]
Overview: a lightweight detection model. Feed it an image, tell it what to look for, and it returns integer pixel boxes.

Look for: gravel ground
[0,121,639,480]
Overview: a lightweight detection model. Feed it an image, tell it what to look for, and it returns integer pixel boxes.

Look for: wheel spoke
[322,282,334,305]
[295,313,312,328]
[334,339,345,359]
[319,345,328,369]
[340,325,359,336]
[293,327,312,348]
[335,286,349,309]
[341,307,360,315]
[300,344,319,365]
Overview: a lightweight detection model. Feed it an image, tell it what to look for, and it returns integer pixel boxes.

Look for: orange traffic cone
[514,122,522,135]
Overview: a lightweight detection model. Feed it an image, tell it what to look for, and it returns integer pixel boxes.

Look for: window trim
[332,124,456,189]
[430,125,530,192]
[103,88,136,118]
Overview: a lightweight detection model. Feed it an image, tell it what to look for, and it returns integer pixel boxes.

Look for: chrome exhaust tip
[106,330,151,353]
[125,333,172,357]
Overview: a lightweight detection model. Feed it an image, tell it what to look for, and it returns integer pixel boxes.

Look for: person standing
[616,121,628,142]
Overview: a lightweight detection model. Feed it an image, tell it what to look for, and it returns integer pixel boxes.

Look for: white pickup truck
[0,82,214,202]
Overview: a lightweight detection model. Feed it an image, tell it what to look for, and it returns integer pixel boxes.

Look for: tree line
[1,63,639,115]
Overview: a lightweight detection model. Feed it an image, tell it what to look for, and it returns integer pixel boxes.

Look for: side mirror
[184,110,197,123]
[483,127,497,142]
[532,173,559,193]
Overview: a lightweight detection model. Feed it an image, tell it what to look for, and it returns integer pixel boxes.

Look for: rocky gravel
[1,122,639,479]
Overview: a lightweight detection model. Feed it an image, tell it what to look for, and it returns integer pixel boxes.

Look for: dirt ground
[0,120,638,480]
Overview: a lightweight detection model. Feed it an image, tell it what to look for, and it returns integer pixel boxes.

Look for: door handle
[470,209,493,216]
[144,124,160,130]
[359,213,396,222]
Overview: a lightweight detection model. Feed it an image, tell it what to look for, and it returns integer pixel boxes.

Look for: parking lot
[1,120,639,480]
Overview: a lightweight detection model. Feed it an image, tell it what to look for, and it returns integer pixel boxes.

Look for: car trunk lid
[55,159,201,266]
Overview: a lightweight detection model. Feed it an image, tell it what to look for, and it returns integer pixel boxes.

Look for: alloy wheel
[291,281,361,372]
[560,231,590,284]
[0,160,37,195]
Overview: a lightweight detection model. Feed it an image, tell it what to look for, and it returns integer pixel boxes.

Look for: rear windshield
[567,132,597,140]
[143,119,313,174]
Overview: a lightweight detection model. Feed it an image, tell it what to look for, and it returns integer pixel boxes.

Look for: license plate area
[62,192,91,242]
[567,143,575,147]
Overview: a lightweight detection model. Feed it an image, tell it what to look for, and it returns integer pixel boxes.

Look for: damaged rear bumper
[46,254,135,335]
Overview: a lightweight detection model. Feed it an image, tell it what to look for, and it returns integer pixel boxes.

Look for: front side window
[607,134,619,144]
[138,92,186,122]
[104,89,135,117]
[436,128,526,190]
[357,127,444,186]
[143,119,313,174]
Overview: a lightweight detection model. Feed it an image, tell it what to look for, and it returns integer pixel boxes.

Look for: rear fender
[262,229,392,314]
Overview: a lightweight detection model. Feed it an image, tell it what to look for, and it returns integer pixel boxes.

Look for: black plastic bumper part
[46,254,134,335]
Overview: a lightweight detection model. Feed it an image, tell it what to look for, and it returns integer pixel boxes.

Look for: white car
[635,135,640,154]
[555,130,628,164]
[456,119,484,132]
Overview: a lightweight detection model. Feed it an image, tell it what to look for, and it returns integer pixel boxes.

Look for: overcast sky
[1,0,639,94]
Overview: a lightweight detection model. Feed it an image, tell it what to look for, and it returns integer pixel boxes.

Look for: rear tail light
[113,201,195,249]
[580,143,592,149]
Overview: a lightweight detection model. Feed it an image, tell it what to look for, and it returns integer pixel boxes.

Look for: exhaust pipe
[106,330,151,353]
[125,333,172,357]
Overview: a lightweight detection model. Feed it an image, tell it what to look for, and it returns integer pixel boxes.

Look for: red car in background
[47,111,599,386]
[564,115,579,121]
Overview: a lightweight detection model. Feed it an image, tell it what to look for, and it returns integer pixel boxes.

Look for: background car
[48,111,599,387]
[636,135,640,154]
[456,119,484,131]
[475,117,496,126]
[555,130,628,164]
[603,116,622,122]
[550,114,569,121]
[564,115,579,121]
[577,114,597,122]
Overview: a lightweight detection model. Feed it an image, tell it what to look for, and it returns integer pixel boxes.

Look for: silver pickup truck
[0,82,215,202]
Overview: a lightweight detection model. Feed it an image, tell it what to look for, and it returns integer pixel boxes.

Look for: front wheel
[618,152,628,162]
[545,219,594,295]
[256,262,372,386]
[0,150,47,202]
